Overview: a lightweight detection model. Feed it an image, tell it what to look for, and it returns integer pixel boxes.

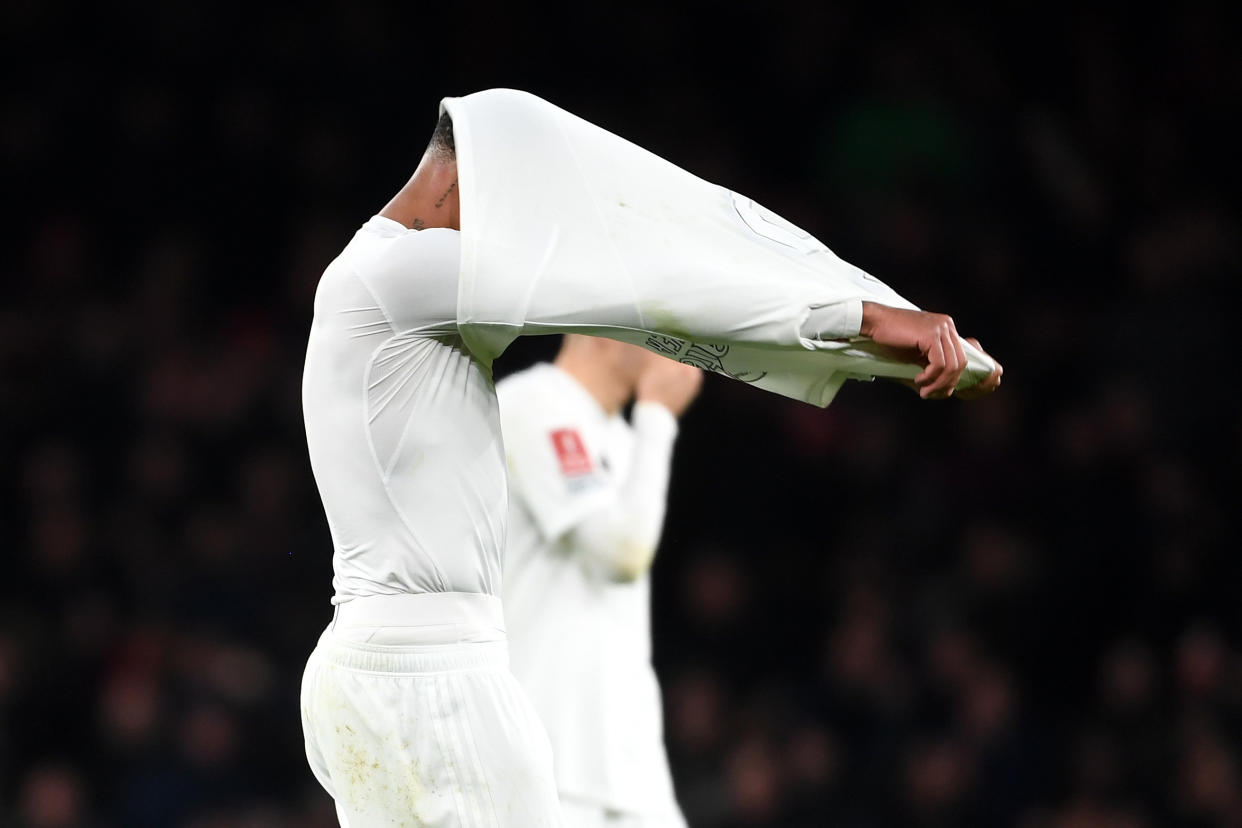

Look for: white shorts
[559,795,689,828]
[300,593,563,827]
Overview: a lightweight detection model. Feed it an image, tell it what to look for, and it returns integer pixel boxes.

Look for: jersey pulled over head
[440,88,996,407]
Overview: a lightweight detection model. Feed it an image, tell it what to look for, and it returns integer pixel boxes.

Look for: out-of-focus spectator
[15,763,90,828]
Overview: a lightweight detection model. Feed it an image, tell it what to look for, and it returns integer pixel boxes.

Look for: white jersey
[301,216,866,606]
[499,364,682,814]
[302,217,505,602]
[442,88,996,399]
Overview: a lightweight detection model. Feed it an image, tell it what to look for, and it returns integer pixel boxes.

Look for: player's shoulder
[497,363,571,422]
[501,361,582,395]
[498,362,553,396]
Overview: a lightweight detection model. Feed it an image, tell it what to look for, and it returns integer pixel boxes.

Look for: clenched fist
[860,302,1002,399]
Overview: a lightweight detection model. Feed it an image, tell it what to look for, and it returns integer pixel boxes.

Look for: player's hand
[953,338,1003,399]
[637,355,703,417]
[860,302,968,399]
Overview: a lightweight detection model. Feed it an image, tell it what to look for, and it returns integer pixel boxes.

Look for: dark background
[2,2,1239,826]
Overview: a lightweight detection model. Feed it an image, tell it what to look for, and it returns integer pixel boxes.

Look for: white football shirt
[303,217,863,606]
[499,363,682,814]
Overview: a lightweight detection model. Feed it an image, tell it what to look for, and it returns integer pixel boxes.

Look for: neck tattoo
[434,178,458,209]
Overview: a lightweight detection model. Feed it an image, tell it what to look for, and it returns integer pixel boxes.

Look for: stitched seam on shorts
[447,675,499,828]
[450,673,501,827]
[426,674,472,824]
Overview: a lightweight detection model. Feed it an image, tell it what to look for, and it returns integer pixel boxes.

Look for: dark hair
[427,112,455,160]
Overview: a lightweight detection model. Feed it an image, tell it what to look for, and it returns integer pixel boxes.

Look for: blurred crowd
[1,2,1238,826]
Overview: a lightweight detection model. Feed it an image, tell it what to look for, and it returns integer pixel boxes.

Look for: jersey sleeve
[565,401,678,581]
[498,382,614,542]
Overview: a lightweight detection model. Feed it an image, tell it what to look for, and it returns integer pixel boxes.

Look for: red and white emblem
[549,428,592,476]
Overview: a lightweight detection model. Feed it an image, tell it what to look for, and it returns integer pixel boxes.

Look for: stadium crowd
[1,3,1237,826]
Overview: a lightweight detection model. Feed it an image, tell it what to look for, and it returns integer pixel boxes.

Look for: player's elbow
[602,540,657,583]
[572,519,659,583]
[608,560,647,584]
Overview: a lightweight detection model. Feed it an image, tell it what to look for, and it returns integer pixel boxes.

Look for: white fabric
[802,299,864,343]
[441,88,996,405]
[568,401,679,582]
[301,628,563,827]
[302,219,505,602]
[330,592,506,645]
[498,364,683,817]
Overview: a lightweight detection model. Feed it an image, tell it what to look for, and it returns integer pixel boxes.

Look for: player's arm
[568,359,701,583]
[858,302,1003,399]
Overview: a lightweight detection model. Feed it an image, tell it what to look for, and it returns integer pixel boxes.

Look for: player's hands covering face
[636,355,703,417]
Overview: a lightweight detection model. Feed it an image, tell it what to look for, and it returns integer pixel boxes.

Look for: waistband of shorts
[333,591,503,630]
[311,635,509,674]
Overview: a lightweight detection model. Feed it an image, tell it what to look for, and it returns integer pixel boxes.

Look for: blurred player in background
[298,89,1002,827]
[499,336,701,828]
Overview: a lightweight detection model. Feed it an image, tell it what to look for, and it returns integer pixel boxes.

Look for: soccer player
[299,89,1002,827]
[499,337,701,828]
